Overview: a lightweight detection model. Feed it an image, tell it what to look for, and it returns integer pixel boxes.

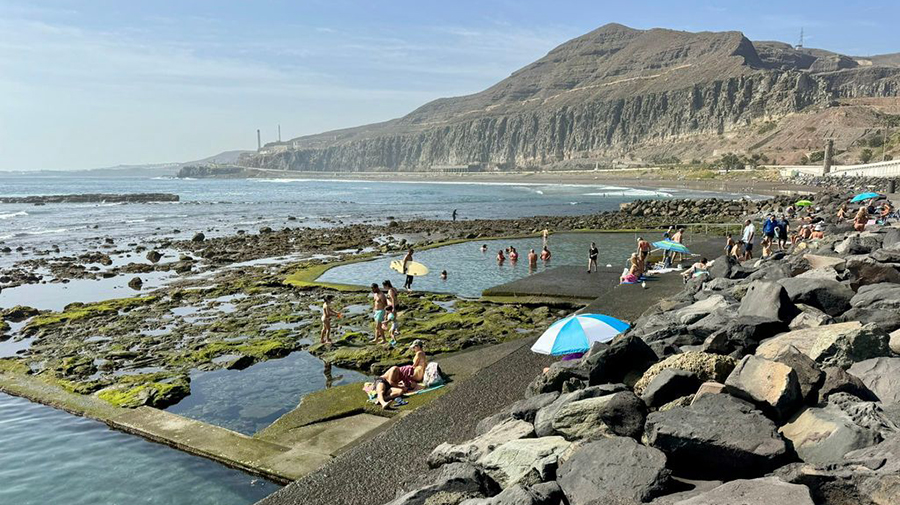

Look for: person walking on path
[637,237,650,263]
[587,242,599,273]
[401,248,415,292]
[371,283,388,344]
[741,219,755,261]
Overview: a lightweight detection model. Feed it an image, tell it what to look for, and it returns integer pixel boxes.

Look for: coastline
[225,167,818,197]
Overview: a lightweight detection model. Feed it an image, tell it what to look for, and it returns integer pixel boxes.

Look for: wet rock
[634,352,736,396]
[550,391,646,441]
[674,477,814,505]
[641,369,701,409]
[738,281,797,323]
[386,463,496,505]
[127,277,143,290]
[1,305,39,322]
[756,322,891,369]
[557,436,670,505]
[583,335,657,387]
[146,250,162,263]
[849,357,900,408]
[779,277,854,317]
[725,355,803,422]
[429,418,534,468]
[477,436,571,489]
[643,393,788,480]
[191,233,205,242]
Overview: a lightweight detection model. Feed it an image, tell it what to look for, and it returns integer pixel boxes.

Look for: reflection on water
[0,393,277,505]
[167,351,366,435]
[0,270,174,311]
[319,232,651,297]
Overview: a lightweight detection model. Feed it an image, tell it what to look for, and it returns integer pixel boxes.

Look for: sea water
[0,393,278,505]
[319,232,668,297]
[0,174,744,270]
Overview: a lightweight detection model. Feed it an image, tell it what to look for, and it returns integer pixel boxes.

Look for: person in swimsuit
[509,246,519,262]
[540,246,551,262]
[637,237,650,263]
[371,283,387,344]
[382,280,399,311]
[497,249,505,264]
[402,248,415,292]
[723,233,734,256]
[440,270,447,281]
[681,257,709,283]
[320,295,341,345]
[854,207,868,232]
[587,242,598,273]
[480,244,488,253]
[375,340,428,408]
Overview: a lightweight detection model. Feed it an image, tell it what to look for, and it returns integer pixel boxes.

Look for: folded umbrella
[531,314,630,356]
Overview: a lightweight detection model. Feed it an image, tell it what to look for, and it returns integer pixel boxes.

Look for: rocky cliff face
[241,24,900,172]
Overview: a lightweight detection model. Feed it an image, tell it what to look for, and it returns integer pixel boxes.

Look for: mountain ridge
[241,24,900,171]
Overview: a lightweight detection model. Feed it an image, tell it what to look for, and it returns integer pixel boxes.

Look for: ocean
[0,173,746,270]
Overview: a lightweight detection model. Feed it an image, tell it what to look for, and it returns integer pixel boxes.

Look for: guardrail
[829,159,900,177]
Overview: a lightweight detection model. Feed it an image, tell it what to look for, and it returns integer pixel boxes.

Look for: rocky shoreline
[0,193,179,204]
[383,194,900,504]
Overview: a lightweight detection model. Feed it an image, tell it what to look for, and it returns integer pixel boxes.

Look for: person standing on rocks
[587,242,599,273]
[401,248,415,292]
[320,295,341,345]
[776,215,789,251]
[763,214,776,246]
[741,219,755,261]
[371,283,388,344]
[452,209,458,221]
[724,233,735,256]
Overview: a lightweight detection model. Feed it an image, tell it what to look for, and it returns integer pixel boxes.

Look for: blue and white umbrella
[652,239,691,255]
[531,314,631,356]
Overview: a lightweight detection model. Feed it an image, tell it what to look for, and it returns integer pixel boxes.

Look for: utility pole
[883,125,888,162]
[257,129,261,151]
[278,124,282,143]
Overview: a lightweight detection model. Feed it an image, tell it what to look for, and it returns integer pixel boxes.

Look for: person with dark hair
[402,248,415,292]
[540,246,551,262]
[682,257,709,283]
[382,280,398,311]
[371,283,388,344]
[741,219,755,261]
[587,242,599,273]
[497,249,505,264]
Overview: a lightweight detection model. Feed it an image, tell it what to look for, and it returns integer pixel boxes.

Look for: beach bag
[422,362,445,388]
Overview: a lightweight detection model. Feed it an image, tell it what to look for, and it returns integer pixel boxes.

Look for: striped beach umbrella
[651,239,691,255]
[851,192,880,203]
[531,314,630,356]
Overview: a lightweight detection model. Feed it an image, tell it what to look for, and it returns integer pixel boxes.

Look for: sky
[1,1,899,171]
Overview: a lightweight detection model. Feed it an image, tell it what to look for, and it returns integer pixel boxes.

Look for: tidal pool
[0,393,278,505]
[318,232,664,298]
[167,351,367,435]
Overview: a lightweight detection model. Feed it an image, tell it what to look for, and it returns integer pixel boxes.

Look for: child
[320,295,341,345]
[383,305,400,344]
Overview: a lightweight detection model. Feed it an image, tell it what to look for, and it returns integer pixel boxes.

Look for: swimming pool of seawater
[0,393,278,505]
[167,351,367,435]
[318,232,671,298]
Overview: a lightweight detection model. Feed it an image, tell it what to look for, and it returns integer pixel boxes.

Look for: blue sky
[1,1,898,171]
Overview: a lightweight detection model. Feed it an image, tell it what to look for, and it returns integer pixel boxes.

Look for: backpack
[422,362,445,388]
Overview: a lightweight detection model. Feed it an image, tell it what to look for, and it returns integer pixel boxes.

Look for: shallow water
[167,351,366,435]
[319,232,666,298]
[0,270,174,311]
[0,392,278,505]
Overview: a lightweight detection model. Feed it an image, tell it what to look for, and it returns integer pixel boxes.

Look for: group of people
[619,236,654,283]
[372,339,428,409]
[493,244,551,267]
